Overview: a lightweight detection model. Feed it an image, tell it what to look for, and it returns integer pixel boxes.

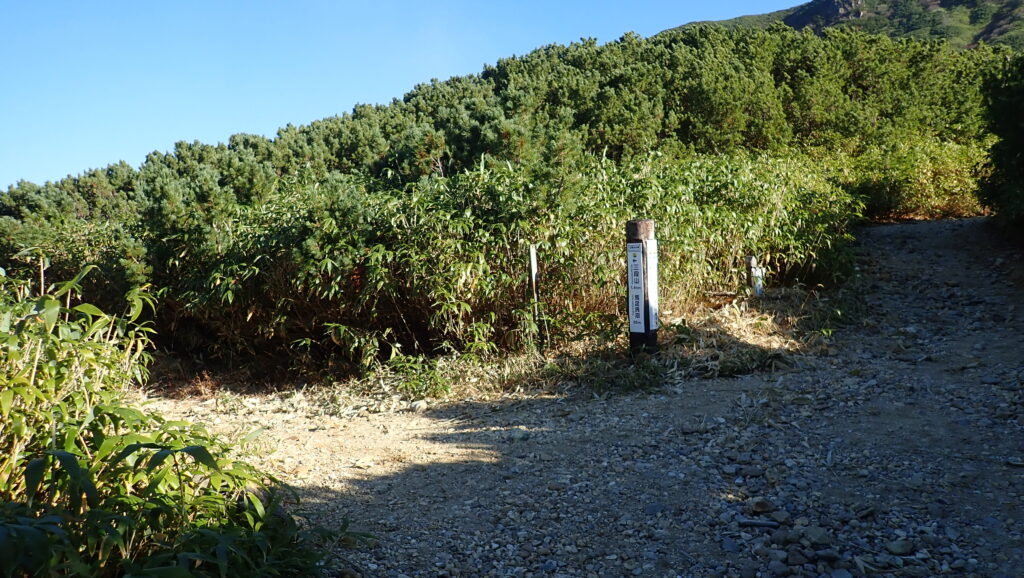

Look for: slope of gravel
[146,217,1024,577]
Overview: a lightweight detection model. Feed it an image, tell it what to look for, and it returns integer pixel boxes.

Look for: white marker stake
[746,255,764,297]
[646,239,659,331]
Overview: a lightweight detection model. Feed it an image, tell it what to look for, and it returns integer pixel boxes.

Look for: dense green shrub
[125,151,858,372]
[0,25,1006,372]
[0,162,150,314]
[982,51,1024,226]
[849,131,990,218]
[0,270,321,576]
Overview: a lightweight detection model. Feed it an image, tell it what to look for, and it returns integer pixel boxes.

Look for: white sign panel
[627,242,645,332]
[645,239,659,330]
[529,244,538,286]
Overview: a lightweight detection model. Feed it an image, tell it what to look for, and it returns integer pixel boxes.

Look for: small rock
[979,516,1001,529]
[721,537,741,553]
[855,506,875,519]
[770,529,789,545]
[815,548,840,563]
[830,570,854,578]
[740,466,765,478]
[787,550,809,565]
[739,561,759,578]
[885,540,915,556]
[509,428,531,442]
[747,497,776,514]
[767,559,791,576]
[643,502,667,516]
[803,526,833,546]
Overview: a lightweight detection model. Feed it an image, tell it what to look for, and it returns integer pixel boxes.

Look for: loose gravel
[147,217,1024,577]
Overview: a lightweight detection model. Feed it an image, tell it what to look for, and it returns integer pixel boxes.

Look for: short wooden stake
[626,220,659,354]
[745,256,765,297]
[529,245,539,301]
[529,244,544,351]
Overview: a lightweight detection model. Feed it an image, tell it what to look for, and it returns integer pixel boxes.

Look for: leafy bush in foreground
[0,270,319,577]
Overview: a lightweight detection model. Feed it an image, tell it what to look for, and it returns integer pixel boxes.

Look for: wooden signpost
[626,219,659,354]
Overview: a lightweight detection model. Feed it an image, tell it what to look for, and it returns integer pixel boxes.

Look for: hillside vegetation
[982,50,1024,224]
[0,25,1012,376]
[685,0,1024,50]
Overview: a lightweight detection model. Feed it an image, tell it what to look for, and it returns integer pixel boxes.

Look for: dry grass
[143,284,841,412]
[395,283,840,403]
[660,285,833,378]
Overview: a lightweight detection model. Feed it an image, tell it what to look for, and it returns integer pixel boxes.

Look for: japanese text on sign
[627,242,645,332]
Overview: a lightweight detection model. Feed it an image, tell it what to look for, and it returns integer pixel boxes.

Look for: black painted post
[626,219,659,354]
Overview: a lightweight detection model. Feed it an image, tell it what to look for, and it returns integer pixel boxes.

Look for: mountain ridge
[673,0,1024,50]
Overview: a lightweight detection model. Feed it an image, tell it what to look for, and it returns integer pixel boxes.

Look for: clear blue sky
[1,1,801,189]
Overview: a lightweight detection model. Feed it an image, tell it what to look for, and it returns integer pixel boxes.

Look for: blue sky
[1,1,800,188]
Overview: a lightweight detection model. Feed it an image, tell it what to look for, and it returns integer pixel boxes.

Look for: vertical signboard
[626,220,658,354]
[627,242,645,333]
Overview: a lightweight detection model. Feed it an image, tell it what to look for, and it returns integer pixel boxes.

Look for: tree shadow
[292,397,760,576]
[280,292,827,576]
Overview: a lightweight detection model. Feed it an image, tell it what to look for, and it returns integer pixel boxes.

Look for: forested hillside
[0,25,1016,373]
[685,0,1024,50]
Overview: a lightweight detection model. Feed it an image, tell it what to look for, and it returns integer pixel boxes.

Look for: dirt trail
[148,217,1024,577]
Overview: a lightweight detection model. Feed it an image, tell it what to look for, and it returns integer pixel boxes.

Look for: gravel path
[148,217,1024,577]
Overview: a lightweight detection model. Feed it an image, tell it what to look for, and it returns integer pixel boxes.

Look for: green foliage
[981,51,1024,226]
[849,131,990,218]
[0,25,1004,375]
[0,162,149,313]
[125,151,858,371]
[700,0,1024,50]
[379,354,450,398]
[0,272,321,576]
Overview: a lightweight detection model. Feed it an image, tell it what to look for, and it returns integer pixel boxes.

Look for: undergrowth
[0,267,326,577]
[256,280,844,411]
[140,151,861,379]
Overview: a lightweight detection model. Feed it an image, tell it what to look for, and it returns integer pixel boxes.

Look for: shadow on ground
[272,218,1024,577]
[279,296,838,576]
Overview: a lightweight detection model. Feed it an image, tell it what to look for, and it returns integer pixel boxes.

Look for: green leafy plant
[0,269,323,577]
[850,130,990,218]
